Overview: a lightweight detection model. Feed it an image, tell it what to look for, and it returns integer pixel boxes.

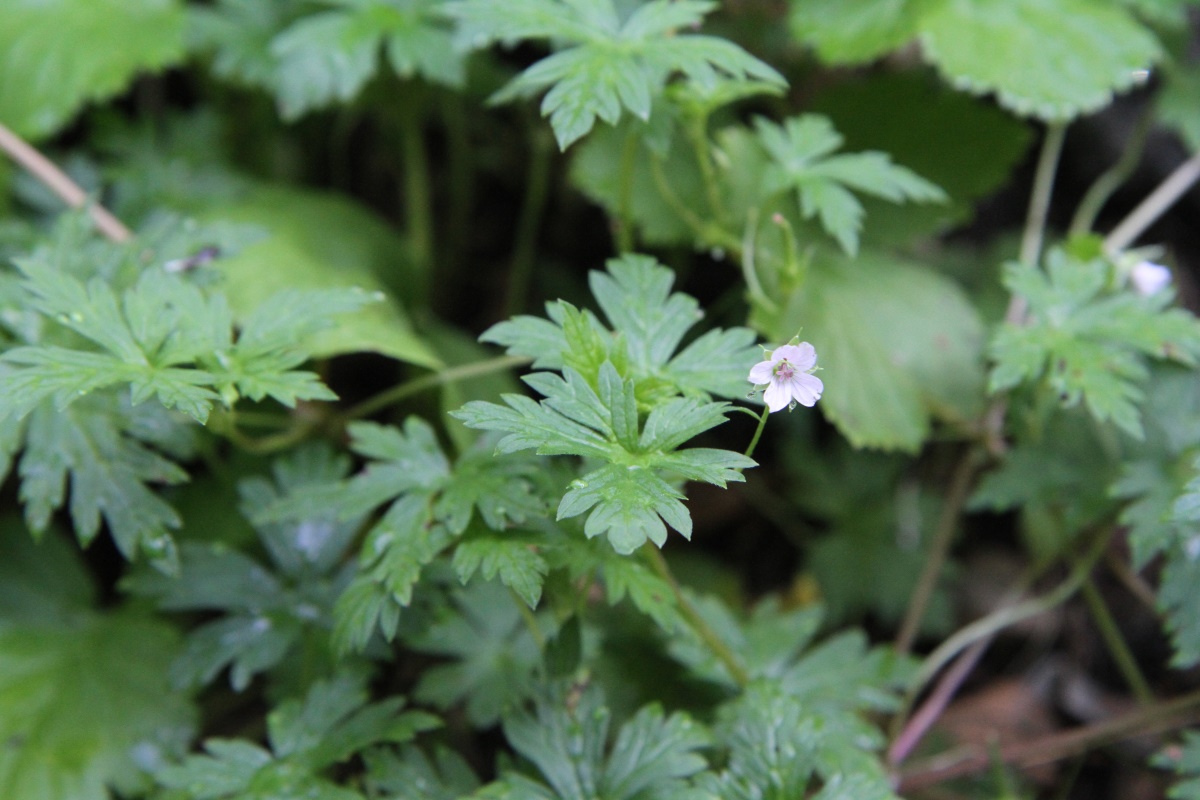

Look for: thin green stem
[335,355,532,423]
[686,114,726,223]
[894,450,979,655]
[1104,149,1200,255]
[441,94,474,279]
[743,405,771,460]
[740,208,775,312]
[643,546,749,687]
[1069,107,1154,237]
[648,154,741,257]
[905,525,1111,707]
[399,102,434,305]
[615,127,638,253]
[1019,122,1068,267]
[1081,575,1154,704]
[504,126,554,317]
[513,591,546,649]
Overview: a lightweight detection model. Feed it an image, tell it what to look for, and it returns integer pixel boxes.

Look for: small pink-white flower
[1130,260,1171,296]
[749,342,823,412]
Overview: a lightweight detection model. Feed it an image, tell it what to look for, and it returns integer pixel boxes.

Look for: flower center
[774,359,795,380]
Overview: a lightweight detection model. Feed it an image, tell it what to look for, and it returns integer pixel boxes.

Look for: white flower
[1130,260,1171,296]
[748,342,823,412]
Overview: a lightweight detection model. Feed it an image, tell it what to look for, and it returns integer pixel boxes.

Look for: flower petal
[774,342,817,371]
[748,360,776,384]
[762,380,792,412]
[788,373,823,407]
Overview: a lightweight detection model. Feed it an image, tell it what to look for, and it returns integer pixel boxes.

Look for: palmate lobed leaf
[483,253,760,400]
[486,681,709,800]
[754,115,945,255]
[0,613,195,800]
[447,0,783,148]
[989,251,1200,438]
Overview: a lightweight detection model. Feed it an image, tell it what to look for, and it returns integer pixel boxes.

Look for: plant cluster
[2,1,1200,799]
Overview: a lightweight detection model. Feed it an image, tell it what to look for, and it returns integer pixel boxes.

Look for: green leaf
[919,0,1160,121]
[483,253,759,401]
[989,251,1200,438]
[364,745,481,800]
[1159,62,1200,152]
[594,547,687,634]
[452,527,549,608]
[754,115,945,256]
[754,250,986,452]
[17,397,186,561]
[205,183,442,368]
[0,611,194,800]
[159,675,436,800]
[494,681,708,800]
[0,0,186,139]
[789,0,921,65]
[790,0,1162,122]
[809,72,1033,246]
[446,0,783,148]
[1158,730,1200,799]
[123,445,362,690]
[270,10,381,119]
[408,579,543,726]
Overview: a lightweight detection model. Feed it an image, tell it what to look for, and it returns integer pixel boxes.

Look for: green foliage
[791,0,1161,121]
[192,0,463,120]
[0,0,186,139]
[444,0,784,148]
[256,418,545,651]
[406,577,545,727]
[200,184,442,368]
[0,213,373,424]
[753,115,945,256]
[156,674,439,800]
[123,444,363,691]
[754,250,986,452]
[808,73,1033,245]
[479,680,709,800]
[989,249,1200,438]
[4,1,1200,798]
[0,529,194,800]
[1157,731,1200,799]
[456,255,755,553]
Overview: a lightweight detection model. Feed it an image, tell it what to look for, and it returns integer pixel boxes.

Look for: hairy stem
[743,405,771,460]
[687,114,726,224]
[336,354,532,423]
[504,126,554,317]
[1104,149,1200,255]
[615,127,638,253]
[643,546,749,687]
[905,526,1111,705]
[399,104,434,305]
[0,121,132,242]
[1010,122,1068,322]
[1081,575,1154,704]
[894,449,979,655]
[1069,107,1154,237]
[648,154,741,257]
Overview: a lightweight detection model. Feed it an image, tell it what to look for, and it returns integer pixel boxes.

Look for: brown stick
[0,121,132,242]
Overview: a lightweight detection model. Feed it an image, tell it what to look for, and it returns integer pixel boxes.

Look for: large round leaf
[206,184,441,369]
[0,0,186,139]
[755,251,986,451]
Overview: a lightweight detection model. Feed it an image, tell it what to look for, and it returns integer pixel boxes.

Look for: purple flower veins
[748,342,823,412]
